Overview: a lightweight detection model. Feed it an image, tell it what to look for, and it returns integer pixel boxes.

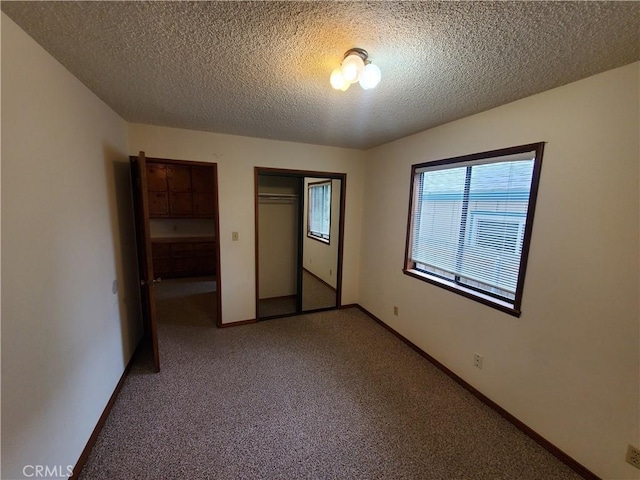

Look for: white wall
[359,63,640,479]
[303,178,340,289]
[128,124,365,323]
[1,13,142,480]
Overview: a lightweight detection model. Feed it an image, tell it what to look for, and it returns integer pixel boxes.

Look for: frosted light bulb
[341,54,365,84]
[330,68,343,90]
[330,68,349,91]
[359,63,381,90]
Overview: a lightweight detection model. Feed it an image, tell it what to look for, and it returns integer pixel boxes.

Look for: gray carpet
[79,306,583,480]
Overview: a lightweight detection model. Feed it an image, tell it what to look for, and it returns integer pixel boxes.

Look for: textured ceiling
[2,1,639,149]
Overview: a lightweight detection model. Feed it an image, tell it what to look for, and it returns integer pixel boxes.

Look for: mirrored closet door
[255,168,345,321]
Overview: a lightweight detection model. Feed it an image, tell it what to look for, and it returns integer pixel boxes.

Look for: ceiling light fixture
[330,48,381,91]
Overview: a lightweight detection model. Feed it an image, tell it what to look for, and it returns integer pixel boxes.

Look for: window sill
[307,234,330,245]
[402,268,521,317]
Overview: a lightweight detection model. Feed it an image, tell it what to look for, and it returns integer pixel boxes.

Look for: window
[404,143,545,316]
[307,181,331,243]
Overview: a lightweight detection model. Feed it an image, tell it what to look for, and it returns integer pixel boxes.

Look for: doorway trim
[254,167,347,321]
[134,155,223,336]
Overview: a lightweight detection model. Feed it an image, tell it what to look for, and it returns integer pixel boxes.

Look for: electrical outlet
[329,269,332,276]
[626,444,640,469]
[393,306,398,316]
[232,232,239,241]
[473,353,483,369]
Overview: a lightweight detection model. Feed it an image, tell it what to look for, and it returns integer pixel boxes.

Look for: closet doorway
[255,168,346,320]
[131,152,221,372]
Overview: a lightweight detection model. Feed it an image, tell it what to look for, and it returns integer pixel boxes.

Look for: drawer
[198,256,216,272]
[170,242,195,257]
[153,258,171,276]
[195,242,216,255]
[172,257,198,272]
[151,242,171,258]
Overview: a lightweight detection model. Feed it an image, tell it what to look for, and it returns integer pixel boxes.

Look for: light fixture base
[343,48,369,63]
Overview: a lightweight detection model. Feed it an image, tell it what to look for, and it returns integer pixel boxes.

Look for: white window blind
[308,182,331,241]
[408,148,540,308]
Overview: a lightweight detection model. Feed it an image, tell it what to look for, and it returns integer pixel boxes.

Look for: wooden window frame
[307,180,332,245]
[403,142,545,317]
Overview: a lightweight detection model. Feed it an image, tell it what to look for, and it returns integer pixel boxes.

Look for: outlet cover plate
[473,353,483,369]
[626,444,640,469]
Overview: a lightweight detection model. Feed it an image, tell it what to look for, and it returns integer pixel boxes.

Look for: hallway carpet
[79,307,582,479]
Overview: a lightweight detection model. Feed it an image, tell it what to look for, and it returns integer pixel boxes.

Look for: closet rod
[258,193,298,199]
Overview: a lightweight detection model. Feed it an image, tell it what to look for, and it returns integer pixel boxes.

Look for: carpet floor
[79,306,583,479]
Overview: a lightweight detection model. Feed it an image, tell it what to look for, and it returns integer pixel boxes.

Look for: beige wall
[258,176,299,299]
[1,13,142,479]
[128,124,365,323]
[303,178,340,289]
[359,63,640,479]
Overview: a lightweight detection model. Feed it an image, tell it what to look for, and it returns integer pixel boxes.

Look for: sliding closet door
[300,178,341,312]
[255,168,346,321]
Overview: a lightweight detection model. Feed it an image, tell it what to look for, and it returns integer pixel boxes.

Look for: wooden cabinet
[167,166,193,217]
[146,164,170,217]
[195,241,216,272]
[151,238,216,278]
[191,166,216,217]
[151,242,172,278]
[146,162,215,219]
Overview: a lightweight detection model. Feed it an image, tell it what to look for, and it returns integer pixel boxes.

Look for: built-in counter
[151,236,216,278]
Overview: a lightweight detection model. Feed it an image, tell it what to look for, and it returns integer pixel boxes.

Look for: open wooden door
[130,151,161,372]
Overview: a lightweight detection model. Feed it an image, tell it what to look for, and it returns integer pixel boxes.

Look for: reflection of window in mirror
[307,181,331,244]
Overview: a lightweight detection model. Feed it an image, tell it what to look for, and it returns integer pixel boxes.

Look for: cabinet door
[146,164,167,191]
[169,192,193,216]
[167,165,193,216]
[151,242,171,277]
[152,257,172,277]
[195,242,216,274]
[191,166,215,193]
[170,242,196,274]
[148,191,169,217]
[167,166,192,192]
[146,164,169,217]
[192,166,215,217]
[193,193,215,217]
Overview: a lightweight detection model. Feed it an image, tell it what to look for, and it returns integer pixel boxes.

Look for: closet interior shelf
[258,193,298,203]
